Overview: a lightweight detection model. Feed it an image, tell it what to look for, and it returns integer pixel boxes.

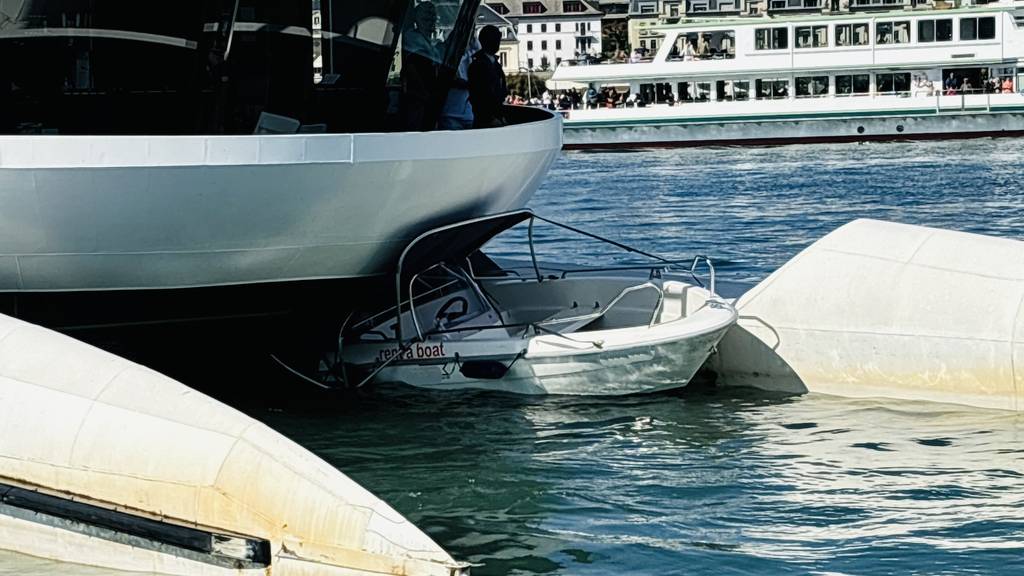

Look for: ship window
[876,72,911,94]
[716,80,750,101]
[876,21,909,45]
[755,79,789,100]
[795,26,827,48]
[836,23,869,47]
[556,40,562,49]
[919,19,952,43]
[755,27,788,50]
[523,2,546,14]
[488,3,511,15]
[528,41,534,50]
[542,40,548,50]
[669,31,735,60]
[960,17,996,41]
[937,19,954,41]
[796,75,829,97]
[835,74,870,95]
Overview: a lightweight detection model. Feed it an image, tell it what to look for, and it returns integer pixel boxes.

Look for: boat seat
[537,303,605,334]
[253,112,301,135]
[536,282,664,334]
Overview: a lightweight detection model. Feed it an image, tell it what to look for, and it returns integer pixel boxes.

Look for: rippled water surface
[4,139,1024,574]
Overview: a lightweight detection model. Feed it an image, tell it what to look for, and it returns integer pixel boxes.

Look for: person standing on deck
[468,25,508,129]
[402,1,441,131]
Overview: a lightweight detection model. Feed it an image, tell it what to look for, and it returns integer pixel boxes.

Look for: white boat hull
[347,276,738,396]
[562,95,1024,148]
[372,324,730,395]
[0,112,561,292]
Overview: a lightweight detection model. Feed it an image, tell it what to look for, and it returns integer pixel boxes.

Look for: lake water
[4,139,1024,574]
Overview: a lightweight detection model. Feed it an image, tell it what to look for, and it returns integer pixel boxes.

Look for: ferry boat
[551,0,1024,148]
[0,1,560,328]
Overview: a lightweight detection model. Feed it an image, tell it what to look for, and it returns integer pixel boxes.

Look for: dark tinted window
[978,16,996,40]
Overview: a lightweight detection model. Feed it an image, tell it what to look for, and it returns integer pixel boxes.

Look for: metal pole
[528,217,542,283]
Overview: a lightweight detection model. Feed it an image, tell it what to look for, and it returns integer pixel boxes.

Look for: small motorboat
[317,211,737,396]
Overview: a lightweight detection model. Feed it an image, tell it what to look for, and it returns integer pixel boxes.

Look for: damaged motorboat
[285,211,737,396]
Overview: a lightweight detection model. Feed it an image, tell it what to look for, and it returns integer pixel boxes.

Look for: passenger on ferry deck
[912,75,928,97]
[944,72,957,95]
[402,1,441,131]
[439,36,479,130]
[960,78,973,94]
[468,25,508,128]
[683,41,696,61]
[1003,77,1014,93]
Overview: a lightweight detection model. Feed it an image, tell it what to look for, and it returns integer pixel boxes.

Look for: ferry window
[755,27,788,50]
[962,17,996,41]
[877,21,909,44]
[541,24,547,33]
[669,31,736,61]
[542,40,548,50]
[836,23,869,47]
[528,41,534,50]
[835,74,870,95]
[919,19,952,43]
[796,76,829,97]
[556,23,561,32]
[527,24,533,33]
[695,82,711,102]
[755,79,789,100]
[556,40,562,49]
[918,21,933,42]
[795,26,827,48]
[733,80,750,101]
[677,82,709,102]
[639,83,656,103]
[712,80,748,102]
[876,72,911,94]
[677,82,692,102]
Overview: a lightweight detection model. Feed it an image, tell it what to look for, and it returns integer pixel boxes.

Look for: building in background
[597,0,630,57]
[486,0,604,70]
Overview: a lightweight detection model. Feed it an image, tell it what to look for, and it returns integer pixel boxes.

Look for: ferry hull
[563,109,1024,149]
[0,110,561,292]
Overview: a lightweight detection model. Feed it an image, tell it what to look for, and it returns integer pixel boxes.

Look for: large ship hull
[562,95,1024,148]
[0,110,561,292]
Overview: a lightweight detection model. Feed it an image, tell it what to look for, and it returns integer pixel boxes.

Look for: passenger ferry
[0,1,561,328]
[551,0,1024,147]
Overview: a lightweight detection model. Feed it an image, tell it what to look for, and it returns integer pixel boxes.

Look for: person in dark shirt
[468,25,508,129]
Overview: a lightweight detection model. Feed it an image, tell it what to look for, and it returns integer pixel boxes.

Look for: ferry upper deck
[553,2,1024,88]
